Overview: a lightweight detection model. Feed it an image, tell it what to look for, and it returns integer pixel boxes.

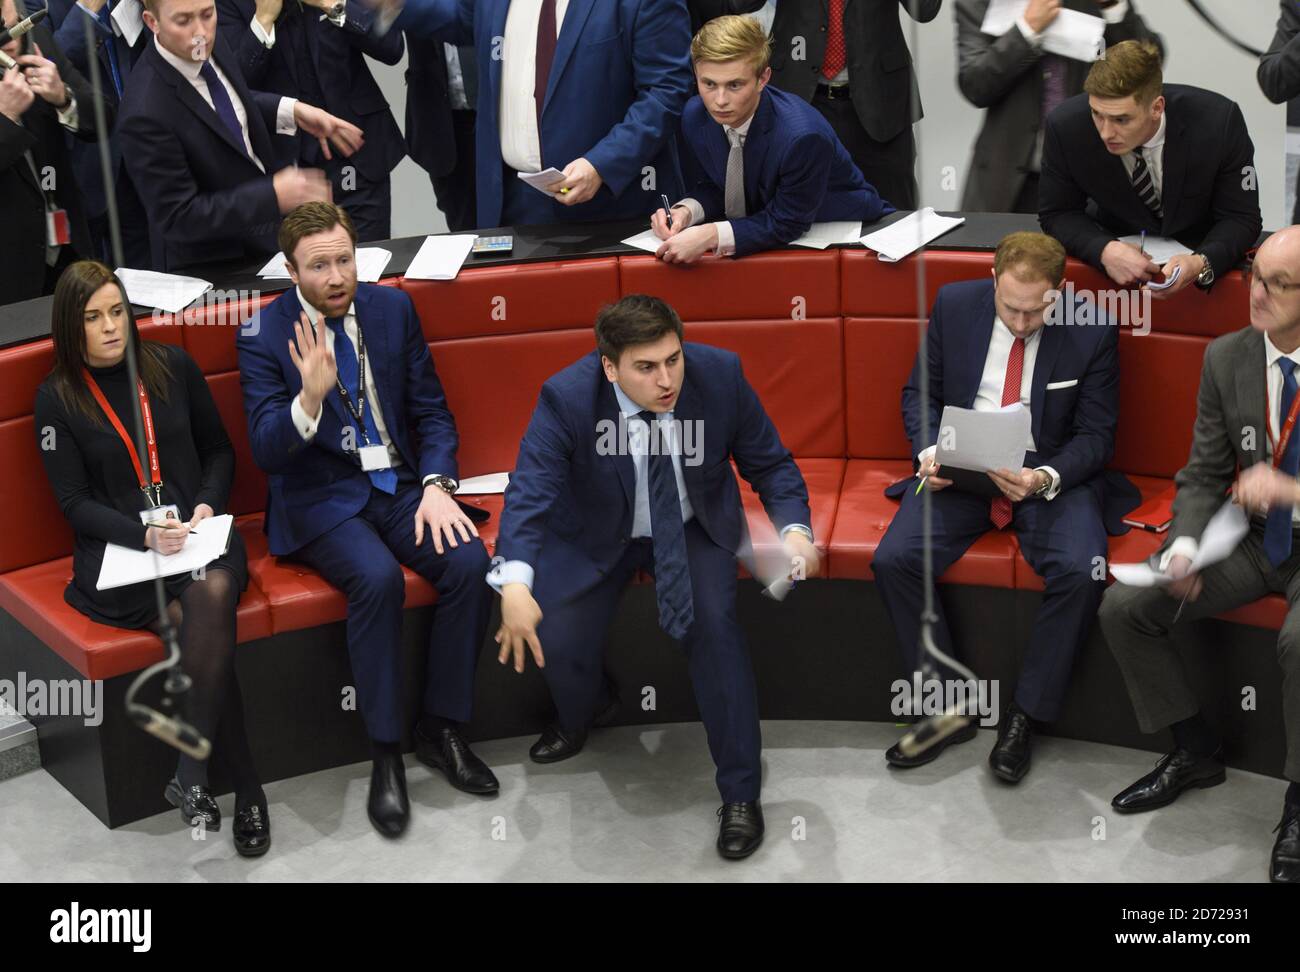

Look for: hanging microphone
[0,49,15,71]
[128,704,212,761]
[0,7,48,48]
[895,623,977,759]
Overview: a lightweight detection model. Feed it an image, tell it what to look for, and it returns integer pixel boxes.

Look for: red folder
[1123,484,1177,533]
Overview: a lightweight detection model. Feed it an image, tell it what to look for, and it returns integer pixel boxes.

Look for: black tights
[150,567,265,813]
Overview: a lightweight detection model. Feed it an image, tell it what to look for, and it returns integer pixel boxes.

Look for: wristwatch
[784,525,814,543]
[1195,253,1215,288]
[427,475,458,495]
[1032,469,1052,497]
[325,1,346,18]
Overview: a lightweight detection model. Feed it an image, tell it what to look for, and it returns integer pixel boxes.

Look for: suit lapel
[352,287,400,447]
[598,379,636,512]
[1235,328,1267,466]
[962,286,998,408]
[543,0,598,117]
[1159,110,1186,236]
[1029,311,1065,447]
[742,90,775,207]
[149,43,254,163]
[213,40,275,168]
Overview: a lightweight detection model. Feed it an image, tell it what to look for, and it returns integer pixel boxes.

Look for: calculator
[472,235,514,254]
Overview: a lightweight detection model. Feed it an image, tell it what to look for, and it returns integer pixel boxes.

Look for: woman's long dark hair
[48,261,173,424]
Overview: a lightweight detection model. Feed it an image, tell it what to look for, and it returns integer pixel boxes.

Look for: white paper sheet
[1119,234,1194,265]
[516,167,567,195]
[1144,264,1183,292]
[620,229,664,254]
[403,235,477,281]
[257,247,392,282]
[1108,501,1249,587]
[981,0,1106,62]
[97,515,234,591]
[789,221,863,250]
[111,0,145,47]
[861,208,965,262]
[458,472,510,495]
[114,268,213,313]
[934,403,1031,475]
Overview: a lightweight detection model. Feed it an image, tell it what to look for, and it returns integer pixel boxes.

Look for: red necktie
[822,0,847,80]
[535,0,558,137]
[990,337,1026,529]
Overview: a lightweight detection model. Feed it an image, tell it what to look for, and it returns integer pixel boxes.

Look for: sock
[371,739,401,759]
[418,714,458,737]
[1286,781,1300,808]
[234,784,268,815]
[1170,713,1218,757]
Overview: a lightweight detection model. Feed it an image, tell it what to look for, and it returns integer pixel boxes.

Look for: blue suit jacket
[216,0,406,181]
[680,85,893,256]
[116,36,283,271]
[496,343,810,593]
[394,0,692,228]
[888,279,1139,533]
[236,284,462,555]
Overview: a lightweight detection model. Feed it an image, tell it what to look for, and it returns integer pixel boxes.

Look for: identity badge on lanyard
[82,368,166,508]
[325,318,391,472]
[1266,373,1300,469]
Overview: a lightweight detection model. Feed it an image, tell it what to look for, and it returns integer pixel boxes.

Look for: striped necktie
[1130,151,1162,221]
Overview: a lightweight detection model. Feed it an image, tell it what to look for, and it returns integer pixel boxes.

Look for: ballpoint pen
[915,475,928,495]
[661,193,673,230]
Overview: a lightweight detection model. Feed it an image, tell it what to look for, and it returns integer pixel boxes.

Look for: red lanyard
[1266,366,1300,469]
[82,368,163,507]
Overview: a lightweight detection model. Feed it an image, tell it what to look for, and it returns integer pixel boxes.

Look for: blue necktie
[639,411,693,639]
[1264,357,1300,566]
[326,317,397,495]
[197,59,247,156]
[96,5,124,98]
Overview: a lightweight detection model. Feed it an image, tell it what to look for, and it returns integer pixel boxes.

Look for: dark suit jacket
[48,0,148,220]
[887,279,1138,534]
[0,12,104,303]
[216,0,405,180]
[496,343,810,592]
[404,35,475,178]
[956,0,1161,212]
[1258,0,1300,223]
[699,0,942,143]
[395,0,693,227]
[237,283,464,555]
[116,36,284,271]
[1038,85,1263,281]
[679,85,892,255]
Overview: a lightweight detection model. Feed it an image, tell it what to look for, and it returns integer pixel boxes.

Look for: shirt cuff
[917,444,937,465]
[1035,465,1062,501]
[1099,1,1129,24]
[56,94,79,132]
[291,393,322,440]
[673,197,704,229]
[251,16,276,48]
[327,8,347,26]
[1016,14,1044,45]
[1158,536,1199,572]
[486,557,534,593]
[276,96,298,135]
[714,221,736,257]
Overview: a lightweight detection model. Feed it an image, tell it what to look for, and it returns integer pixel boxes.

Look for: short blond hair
[1084,40,1163,106]
[690,15,771,76]
[994,231,1066,285]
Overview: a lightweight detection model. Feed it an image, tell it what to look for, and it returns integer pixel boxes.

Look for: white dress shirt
[1118,108,1166,197]
[152,36,298,173]
[1162,332,1300,569]
[499,0,569,174]
[251,5,347,48]
[918,315,1062,500]
[674,111,754,257]
[1016,0,1130,45]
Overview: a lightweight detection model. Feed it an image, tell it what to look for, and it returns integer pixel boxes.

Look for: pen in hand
[661,193,673,230]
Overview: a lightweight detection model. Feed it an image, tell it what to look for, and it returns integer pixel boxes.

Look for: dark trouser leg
[1012,486,1108,722]
[1276,560,1300,781]
[1011,172,1040,215]
[813,88,917,210]
[330,164,393,243]
[431,109,478,232]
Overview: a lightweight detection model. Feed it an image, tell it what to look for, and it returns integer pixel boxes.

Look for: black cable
[1183,0,1265,59]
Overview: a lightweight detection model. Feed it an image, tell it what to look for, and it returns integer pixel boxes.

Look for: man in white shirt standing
[116,0,364,270]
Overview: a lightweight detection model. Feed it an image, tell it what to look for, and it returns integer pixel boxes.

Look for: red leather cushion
[433,329,597,479]
[0,415,75,572]
[179,291,273,373]
[686,318,845,456]
[737,459,842,581]
[1112,331,1209,479]
[841,250,994,318]
[0,551,272,681]
[400,259,620,341]
[827,459,1019,586]
[1218,595,1287,631]
[844,316,921,459]
[619,251,839,320]
[204,372,267,518]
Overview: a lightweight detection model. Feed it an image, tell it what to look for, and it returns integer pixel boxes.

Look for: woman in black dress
[34,261,270,857]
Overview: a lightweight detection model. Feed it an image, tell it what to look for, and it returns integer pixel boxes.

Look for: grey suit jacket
[1258,0,1300,224]
[956,0,1160,212]
[1167,327,1270,554]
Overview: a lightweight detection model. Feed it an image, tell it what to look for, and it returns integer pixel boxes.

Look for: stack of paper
[257,247,393,282]
[97,515,235,591]
[790,221,863,250]
[621,229,663,254]
[861,208,965,262]
[1108,501,1248,587]
[981,0,1106,62]
[458,472,510,495]
[403,235,477,281]
[517,168,567,196]
[114,268,213,313]
[934,403,1031,474]
[1119,234,1193,264]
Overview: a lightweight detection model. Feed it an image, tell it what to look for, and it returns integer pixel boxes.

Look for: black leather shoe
[528,723,588,763]
[232,805,271,858]
[716,801,764,860]
[885,720,978,768]
[1111,748,1227,814]
[1271,804,1300,883]
[367,753,410,838]
[164,777,220,831]
[415,725,499,795]
[988,707,1034,783]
